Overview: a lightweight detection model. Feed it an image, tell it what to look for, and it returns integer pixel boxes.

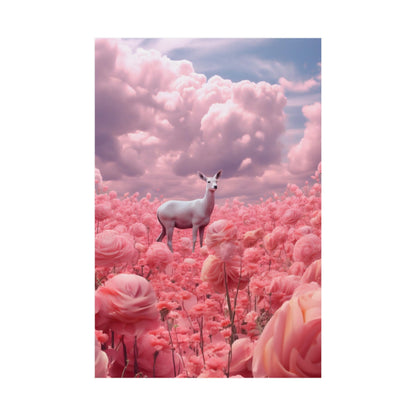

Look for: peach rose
[95,230,138,267]
[252,283,321,377]
[95,273,160,336]
[243,228,265,248]
[293,234,321,266]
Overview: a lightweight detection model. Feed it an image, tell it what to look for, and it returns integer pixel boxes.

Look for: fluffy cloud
[278,77,319,93]
[288,102,321,175]
[95,39,320,203]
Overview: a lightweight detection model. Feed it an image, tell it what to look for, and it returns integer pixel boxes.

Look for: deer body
[156,171,222,252]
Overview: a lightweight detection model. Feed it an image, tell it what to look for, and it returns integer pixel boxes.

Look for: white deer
[156,170,222,252]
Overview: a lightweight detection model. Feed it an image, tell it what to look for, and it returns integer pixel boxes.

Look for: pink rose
[267,273,302,312]
[281,208,302,225]
[95,230,138,268]
[95,203,112,221]
[145,242,173,270]
[243,228,265,248]
[95,332,109,378]
[129,223,147,238]
[95,273,160,336]
[301,259,321,285]
[177,237,193,257]
[263,226,287,253]
[288,261,306,276]
[201,254,248,293]
[205,220,239,260]
[293,234,321,266]
[229,337,254,377]
[252,283,321,377]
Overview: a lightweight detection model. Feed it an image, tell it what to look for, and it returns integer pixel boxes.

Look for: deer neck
[202,188,215,215]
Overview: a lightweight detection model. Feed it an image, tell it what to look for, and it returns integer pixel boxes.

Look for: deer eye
[208,181,211,183]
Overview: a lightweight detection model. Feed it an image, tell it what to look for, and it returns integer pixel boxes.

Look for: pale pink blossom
[95,273,160,336]
[293,234,321,266]
[252,283,321,377]
[95,230,138,267]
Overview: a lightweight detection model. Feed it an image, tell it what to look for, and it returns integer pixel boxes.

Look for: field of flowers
[95,165,321,378]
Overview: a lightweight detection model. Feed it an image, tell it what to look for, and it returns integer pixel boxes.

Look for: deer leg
[199,226,206,248]
[166,223,174,252]
[192,225,199,253]
[156,226,166,242]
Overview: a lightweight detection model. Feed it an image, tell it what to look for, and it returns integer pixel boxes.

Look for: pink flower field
[95,164,321,378]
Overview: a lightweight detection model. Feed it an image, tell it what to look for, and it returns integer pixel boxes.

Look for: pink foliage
[94,165,321,377]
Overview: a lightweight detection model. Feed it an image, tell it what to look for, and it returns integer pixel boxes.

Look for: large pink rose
[200,254,248,293]
[95,230,138,267]
[95,273,160,336]
[252,283,321,377]
[293,234,321,266]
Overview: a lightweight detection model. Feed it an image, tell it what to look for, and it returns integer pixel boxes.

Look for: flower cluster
[95,171,321,377]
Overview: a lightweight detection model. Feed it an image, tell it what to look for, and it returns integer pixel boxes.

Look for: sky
[95,38,321,204]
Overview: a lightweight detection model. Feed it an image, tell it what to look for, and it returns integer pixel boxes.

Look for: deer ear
[215,170,222,179]
[198,171,207,181]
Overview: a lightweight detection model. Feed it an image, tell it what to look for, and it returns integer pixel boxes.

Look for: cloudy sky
[95,38,321,204]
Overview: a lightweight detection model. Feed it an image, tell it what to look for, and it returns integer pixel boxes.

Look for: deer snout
[214,185,217,189]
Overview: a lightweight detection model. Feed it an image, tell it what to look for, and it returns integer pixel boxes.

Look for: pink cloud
[278,77,319,93]
[95,39,320,203]
[287,102,321,175]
